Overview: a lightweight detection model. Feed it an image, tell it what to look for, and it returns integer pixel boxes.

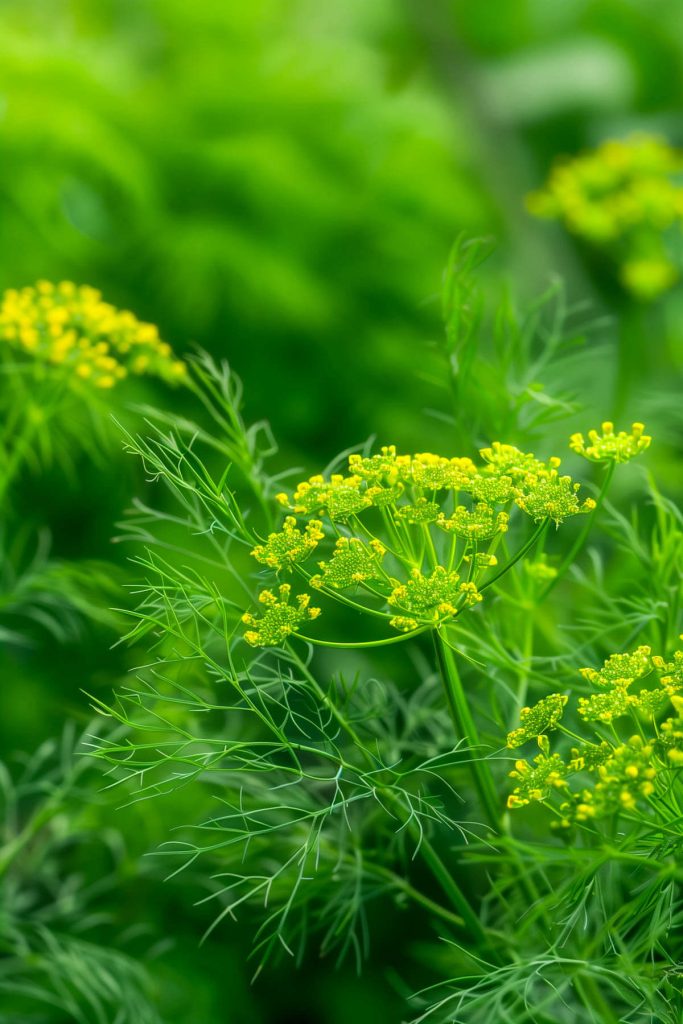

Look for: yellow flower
[0,281,186,390]
[527,134,683,299]
[569,421,651,464]
[242,584,321,647]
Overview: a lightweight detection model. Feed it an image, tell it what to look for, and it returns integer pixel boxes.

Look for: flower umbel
[0,281,186,388]
[569,422,651,464]
[310,537,386,590]
[527,134,683,300]
[515,470,595,525]
[251,518,324,570]
[507,641,683,825]
[242,584,321,647]
[507,694,568,749]
[244,435,620,647]
[388,566,481,630]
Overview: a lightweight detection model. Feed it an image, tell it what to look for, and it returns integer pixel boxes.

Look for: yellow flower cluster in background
[507,640,683,827]
[527,134,683,300]
[0,281,186,389]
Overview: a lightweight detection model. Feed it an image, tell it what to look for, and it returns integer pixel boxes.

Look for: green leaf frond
[0,526,124,646]
[0,723,163,1024]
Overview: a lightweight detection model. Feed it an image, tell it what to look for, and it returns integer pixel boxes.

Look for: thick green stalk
[432,632,555,946]
[433,630,500,829]
[414,831,493,949]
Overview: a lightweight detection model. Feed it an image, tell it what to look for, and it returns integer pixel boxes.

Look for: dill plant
[0,724,165,1024]
[0,282,196,1024]
[527,134,683,301]
[494,474,683,1024]
[0,281,186,499]
[91,319,656,1020]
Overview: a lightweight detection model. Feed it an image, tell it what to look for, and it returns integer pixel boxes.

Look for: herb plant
[89,317,673,1021]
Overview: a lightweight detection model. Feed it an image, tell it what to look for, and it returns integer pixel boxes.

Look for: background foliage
[1,1,683,1022]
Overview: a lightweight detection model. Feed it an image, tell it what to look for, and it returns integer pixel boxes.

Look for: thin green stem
[294,626,429,649]
[480,519,550,594]
[539,462,616,601]
[0,791,64,880]
[348,857,466,930]
[289,647,498,957]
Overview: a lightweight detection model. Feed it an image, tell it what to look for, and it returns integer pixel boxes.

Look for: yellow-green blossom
[251,517,324,570]
[256,438,612,646]
[524,556,557,583]
[395,499,444,524]
[466,474,517,505]
[348,445,408,485]
[388,566,481,631]
[408,453,475,490]
[436,503,509,540]
[508,641,683,826]
[659,696,683,765]
[397,499,441,524]
[515,470,596,525]
[0,281,186,388]
[585,737,657,815]
[507,751,570,809]
[507,694,568,749]
[527,134,683,300]
[310,537,386,590]
[242,584,321,647]
[620,259,678,300]
[479,443,556,481]
[652,650,683,694]
[578,688,634,724]
[569,421,651,464]
[579,645,652,688]
[277,474,370,520]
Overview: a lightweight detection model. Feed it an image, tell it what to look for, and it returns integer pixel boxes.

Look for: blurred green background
[2,1,683,1021]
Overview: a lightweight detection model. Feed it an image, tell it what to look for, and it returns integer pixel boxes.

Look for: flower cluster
[0,281,186,389]
[514,470,595,525]
[569,422,651,464]
[310,537,386,590]
[251,517,324,570]
[242,585,321,647]
[388,567,482,632]
[527,134,683,299]
[243,437,605,647]
[507,694,569,749]
[507,641,683,827]
[436,503,509,539]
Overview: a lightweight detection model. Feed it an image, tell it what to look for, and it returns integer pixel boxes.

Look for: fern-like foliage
[0,724,164,1024]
